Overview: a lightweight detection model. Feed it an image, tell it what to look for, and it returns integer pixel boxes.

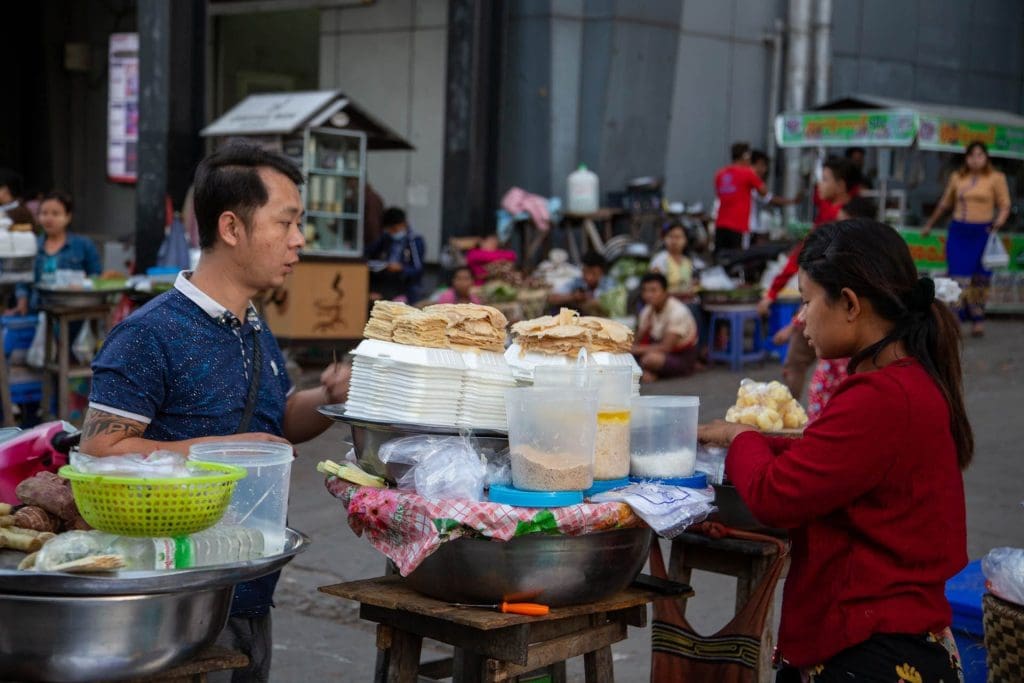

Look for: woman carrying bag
[922,141,1010,337]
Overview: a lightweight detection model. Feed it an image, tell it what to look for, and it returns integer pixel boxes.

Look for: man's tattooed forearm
[81,410,145,439]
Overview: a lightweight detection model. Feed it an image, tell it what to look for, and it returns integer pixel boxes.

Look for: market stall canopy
[201,90,414,151]
[775,94,1024,159]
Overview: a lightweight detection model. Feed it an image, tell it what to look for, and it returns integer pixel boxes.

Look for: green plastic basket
[59,462,246,537]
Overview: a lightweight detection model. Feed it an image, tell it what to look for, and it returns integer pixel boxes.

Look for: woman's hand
[698,420,756,448]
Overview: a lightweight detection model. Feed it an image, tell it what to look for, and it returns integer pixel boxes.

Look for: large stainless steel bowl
[0,587,232,682]
[318,403,508,479]
[405,527,652,607]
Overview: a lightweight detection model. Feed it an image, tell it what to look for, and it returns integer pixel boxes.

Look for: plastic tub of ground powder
[505,387,598,491]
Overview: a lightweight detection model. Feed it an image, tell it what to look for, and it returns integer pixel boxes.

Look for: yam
[15,472,80,522]
[13,506,60,533]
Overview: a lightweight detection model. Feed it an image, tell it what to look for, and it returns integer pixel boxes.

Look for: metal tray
[0,527,309,596]
[318,403,507,437]
[35,285,129,308]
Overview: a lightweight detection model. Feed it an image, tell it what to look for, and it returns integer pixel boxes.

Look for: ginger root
[0,528,45,552]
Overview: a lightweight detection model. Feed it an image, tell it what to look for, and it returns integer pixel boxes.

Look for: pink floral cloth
[326,479,642,575]
[501,187,552,232]
[807,358,849,422]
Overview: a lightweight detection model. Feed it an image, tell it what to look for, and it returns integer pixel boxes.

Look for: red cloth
[766,245,802,302]
[715,164,765,233]
[465,248,517,284]
[725,359,967,667]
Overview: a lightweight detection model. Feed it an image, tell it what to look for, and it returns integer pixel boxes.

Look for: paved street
[272,317,1023,681]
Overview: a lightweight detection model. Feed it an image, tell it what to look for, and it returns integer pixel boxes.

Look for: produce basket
[984,592,1024,682]
[59,462,246,537]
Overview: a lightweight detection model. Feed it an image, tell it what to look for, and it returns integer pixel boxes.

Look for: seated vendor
[698,219,968,682]
[548,251,613,316]
[632,273,699,383]
[433,266,481,305]
[365,207,426,303]
[465,234,517,284]
[80,142,351,683]
[9,191,102,315]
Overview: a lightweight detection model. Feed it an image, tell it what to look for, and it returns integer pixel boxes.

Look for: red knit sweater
[726,359,967,667]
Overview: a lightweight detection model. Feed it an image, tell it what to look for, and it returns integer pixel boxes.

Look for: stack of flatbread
[391,311,450,348]
[423,304,508,352]
[511,308,633,356]
[363,301,417,341]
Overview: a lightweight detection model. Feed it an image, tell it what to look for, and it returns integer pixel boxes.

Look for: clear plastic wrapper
[591,482,716,539]
[33,530,118,571]
[724,378,807,432]
[70,450,195,478]
[982,547,1024,606]
[378,435,487,501]
[696,445,728,485]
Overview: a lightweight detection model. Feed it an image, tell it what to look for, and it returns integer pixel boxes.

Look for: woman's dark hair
[840,196,877,220]
[661,221,685,237]
[193,142,305,250]
[41,190,73,214]
[799,219,973,468]
[822,156,861,191]
[959,140,992,176]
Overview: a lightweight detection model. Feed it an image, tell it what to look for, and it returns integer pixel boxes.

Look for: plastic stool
[706,305,767,371]
[946,559,987,683]
[766,299,801,362]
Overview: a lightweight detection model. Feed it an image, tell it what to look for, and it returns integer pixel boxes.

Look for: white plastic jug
[567,164,599,214]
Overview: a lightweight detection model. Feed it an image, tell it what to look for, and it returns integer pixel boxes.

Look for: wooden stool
[668,531,786,683]
[320,575,672,683]
[110,645,248,682]
[39,304,112,421]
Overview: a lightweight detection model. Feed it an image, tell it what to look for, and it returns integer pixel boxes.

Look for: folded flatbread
[363,300,418,341]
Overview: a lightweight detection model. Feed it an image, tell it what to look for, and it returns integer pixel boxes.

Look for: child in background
[434,266,482,305]
[649,222,696,297]
[466,235,518,284]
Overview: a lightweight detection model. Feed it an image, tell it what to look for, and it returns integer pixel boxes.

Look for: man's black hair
[0,168,24,198]
[823,156,861,191]
[192,142,304,250]
[730,142,751,162]
[382,207,407,229]
[845,146,866,159]
[581,251,608,271]
[750,150,769,165]
[641,272,668,290]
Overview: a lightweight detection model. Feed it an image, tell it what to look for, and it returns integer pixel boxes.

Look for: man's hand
[321,362,351,404]
[386,262,403,273]
[697,420,755,448]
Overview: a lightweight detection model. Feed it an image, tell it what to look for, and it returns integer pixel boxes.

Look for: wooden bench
[320,575,680,682]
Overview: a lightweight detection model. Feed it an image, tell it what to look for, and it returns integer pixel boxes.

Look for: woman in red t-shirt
[700,219,971,681]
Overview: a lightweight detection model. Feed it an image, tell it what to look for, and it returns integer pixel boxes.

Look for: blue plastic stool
[705,305,767,371]
[766,299,801,362]
[945,560,988,683]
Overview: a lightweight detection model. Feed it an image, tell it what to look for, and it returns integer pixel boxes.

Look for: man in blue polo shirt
[81,142,350,682]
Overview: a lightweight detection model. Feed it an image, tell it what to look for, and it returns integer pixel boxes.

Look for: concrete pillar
[783,0,813,217]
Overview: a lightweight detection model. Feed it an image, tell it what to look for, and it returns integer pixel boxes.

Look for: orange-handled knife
[452,601,550,616]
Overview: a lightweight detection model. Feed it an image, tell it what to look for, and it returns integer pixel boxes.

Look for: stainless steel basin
[405,527,652,607]
[0,586,233,682]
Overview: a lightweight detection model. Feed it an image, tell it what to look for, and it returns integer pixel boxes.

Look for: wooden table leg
[57,315,70,420]
[451,649,488,683]
[40,315,54,421]
[0,342,15,427]
[583,646,615,683]
[386,628,423,683]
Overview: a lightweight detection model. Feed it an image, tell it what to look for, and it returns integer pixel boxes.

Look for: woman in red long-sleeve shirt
[700,219,971,682]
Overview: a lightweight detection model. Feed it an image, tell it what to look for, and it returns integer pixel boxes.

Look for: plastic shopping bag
[982,232,1010,270]
[72,323,96,365]
[26,313,46,369]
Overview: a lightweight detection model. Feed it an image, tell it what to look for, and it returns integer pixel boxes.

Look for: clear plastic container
[629,396,700,479]
[189,442,294,554]
[505,387,598,492]
[533,366,632,480]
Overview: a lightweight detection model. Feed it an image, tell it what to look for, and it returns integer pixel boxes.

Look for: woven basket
[983,592,1024,682]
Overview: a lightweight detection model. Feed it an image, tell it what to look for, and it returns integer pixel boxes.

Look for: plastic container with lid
[189,442,294,554]
[505,387,598,492]
[567,164,600,214]
[629,396,700,479]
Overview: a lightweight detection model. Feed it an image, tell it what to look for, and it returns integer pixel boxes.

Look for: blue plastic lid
[585,478,631,498]
[630,471,708,489]
[945,559,985,636]
[488,484,583,508]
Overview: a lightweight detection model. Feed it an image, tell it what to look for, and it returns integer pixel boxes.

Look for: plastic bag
[698,266,735,291]
[591,482,716,539]
[26,313,46,369]
[982,547,1024,606]
[695,445,728,485]
[72,323,96,365]
[70,450,195,478]
[484,447,512,488]
[378,435,486,501]
[982,232,1010,270]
